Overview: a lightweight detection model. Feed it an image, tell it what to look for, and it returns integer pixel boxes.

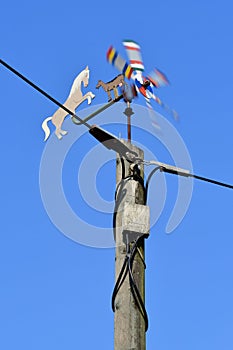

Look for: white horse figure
[42,66,95,141]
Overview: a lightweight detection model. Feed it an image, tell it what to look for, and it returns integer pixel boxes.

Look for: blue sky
[1,0,233,349]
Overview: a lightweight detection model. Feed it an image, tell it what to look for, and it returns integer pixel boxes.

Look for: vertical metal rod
[124,105,134,144]
[127,115,131,142]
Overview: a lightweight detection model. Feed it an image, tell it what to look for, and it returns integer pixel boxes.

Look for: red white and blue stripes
[122,40,144,72]
[106,40,178,121]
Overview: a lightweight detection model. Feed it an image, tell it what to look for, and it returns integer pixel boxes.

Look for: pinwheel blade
[147,68,170,88]
[107,46,133,79]
[122,40,145,72]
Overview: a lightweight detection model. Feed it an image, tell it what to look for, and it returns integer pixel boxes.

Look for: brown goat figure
[96,74,125,101]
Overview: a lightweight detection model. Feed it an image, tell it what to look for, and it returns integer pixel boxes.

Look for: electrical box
[122,203,150,243]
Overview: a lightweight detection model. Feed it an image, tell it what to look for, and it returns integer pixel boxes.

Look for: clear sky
[1,0,233,349]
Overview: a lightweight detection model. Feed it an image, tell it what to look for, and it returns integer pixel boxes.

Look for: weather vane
[1,42,232,183]
[38,40,179,144]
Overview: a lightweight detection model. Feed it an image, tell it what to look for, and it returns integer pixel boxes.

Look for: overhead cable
[0,59,91,128]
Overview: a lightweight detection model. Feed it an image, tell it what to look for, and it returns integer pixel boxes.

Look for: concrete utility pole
[113,141,150,350]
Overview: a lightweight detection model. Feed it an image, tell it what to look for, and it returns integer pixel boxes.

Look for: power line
[139,159,233,190]
[160,166,233,190]
[1,59,233,190]
[189,173,233,189]
[0,59,91,129]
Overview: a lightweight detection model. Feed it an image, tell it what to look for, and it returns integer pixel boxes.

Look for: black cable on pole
[113,176,134,239]
[112,224,130,312]
[111,255,128,311]
[128,259,149,332]
[112,160,149,331]
[113,170,134,241]
[145,166,160,204]
[146,165,233,191]
[112,234,149,331]
[131,164,146,200]
[0,59,91,129]
[128,234,149,332]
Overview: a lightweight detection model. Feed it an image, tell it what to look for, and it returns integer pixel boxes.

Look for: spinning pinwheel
[107,40,178,121]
